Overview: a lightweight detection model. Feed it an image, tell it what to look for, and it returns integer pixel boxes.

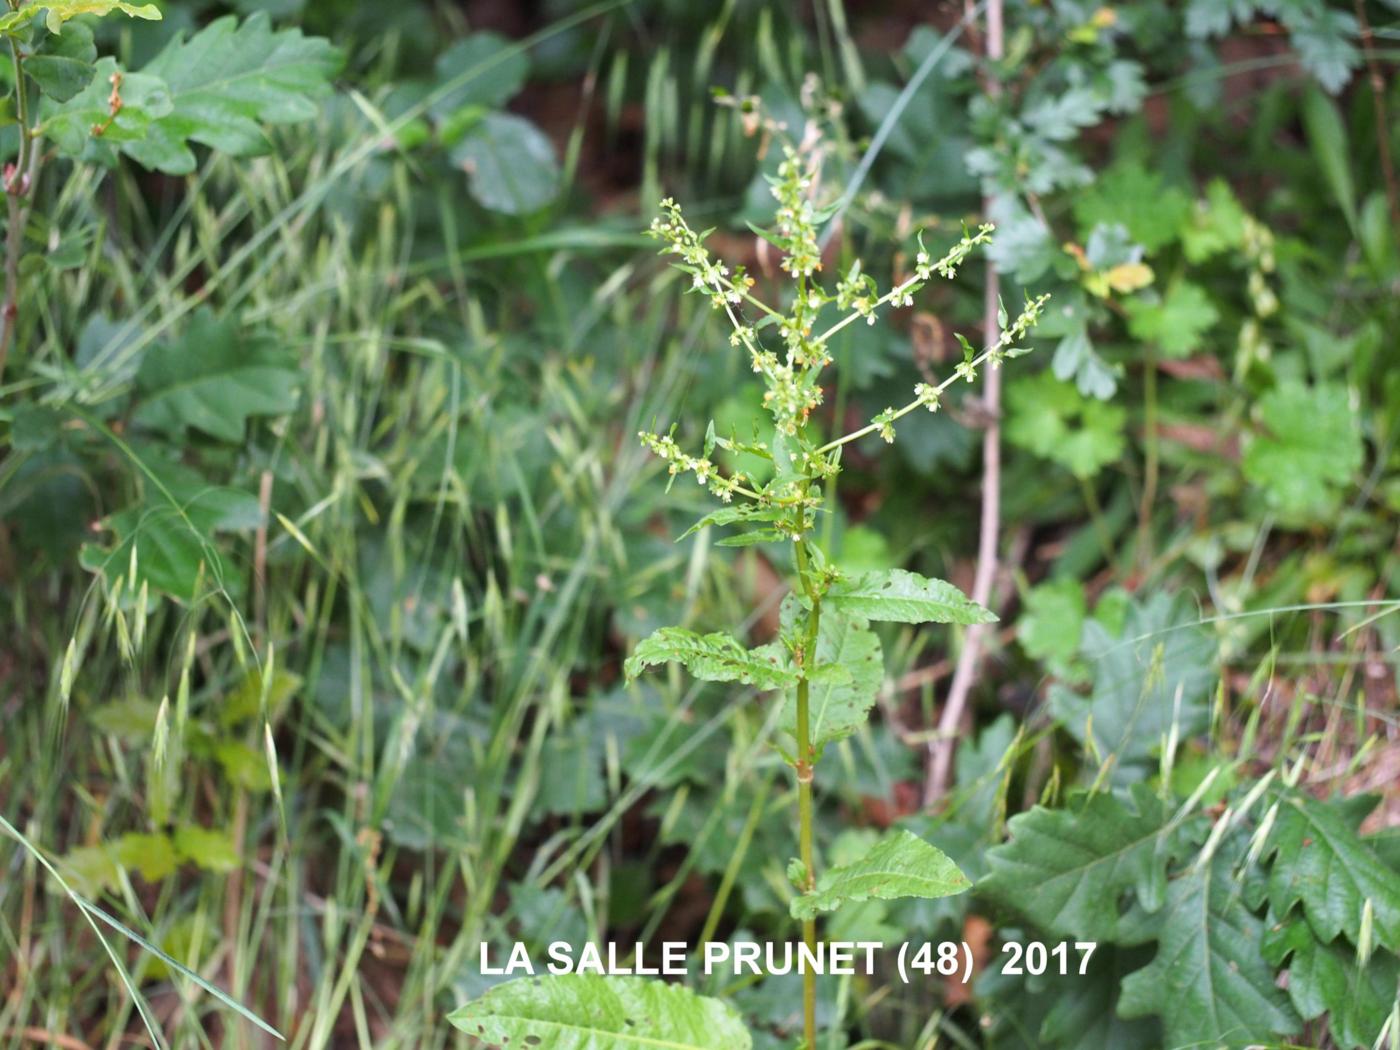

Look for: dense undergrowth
[0,1,1398,1048]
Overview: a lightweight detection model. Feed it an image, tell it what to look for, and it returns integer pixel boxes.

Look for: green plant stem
[0,32,31,387]
[793,532,823,1049]
[1138,345,1159,572]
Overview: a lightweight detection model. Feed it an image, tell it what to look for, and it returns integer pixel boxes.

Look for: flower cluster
[640,166,1044,537]
[638,429,748,502]
[914,223,994,281]
[649,199,745,310]
[771,149,822,278]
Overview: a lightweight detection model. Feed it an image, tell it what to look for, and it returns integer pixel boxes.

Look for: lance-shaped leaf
[1263,917,1400,1050]
[680,503,790,540]
[625,627,796,689]
[1117,842,1300,1048]
[121,13,341,175]
[1263,790,1400,953]
[0,0,158,37]
[447,975,752,1050]
[134,310,300,443]
[825,568,995,625]
[790,829,969,920]
[979,785,1205,941]
[778,599,882,754]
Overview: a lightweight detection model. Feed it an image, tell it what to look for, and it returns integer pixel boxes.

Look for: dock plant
[450,140,1048,1049]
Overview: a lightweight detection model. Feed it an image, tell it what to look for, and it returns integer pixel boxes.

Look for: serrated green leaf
[213,740,273,791]
[715,529,784,548]
[121,13,341,175]
[1049,593,1215,782]
[790,829,968,920]
[624,627,797,689]
[26,21,96,102]
[1123,281,1220,358]
[778,600,882,753]
[1263,918,1400,1050]
[1072,160,1190,252]
[452,112,560,216]
[1263,791,1400,953]
[0,0,158,37]
[1117,843,1300,1047]
[173,825,239,873]
[1180,179,1248,263]
[80,480,260,601]
[135,310,299,442]
[1037,944,1161,1049]
[1006,370,1126,479]
[1243,381,1363,521]
[447,975,752,1050]
[56,843,121,897]
[115,831,177,882]
[43,57,172,157]
[1016,577,1086,668]
[980,784,1205,941]
[680,503,789,540]
[825,568,994,626]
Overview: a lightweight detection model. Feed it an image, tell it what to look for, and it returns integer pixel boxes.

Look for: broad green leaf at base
[1117,843,1300,1047]
[448,975,752,1050]
[980,784,1205,941]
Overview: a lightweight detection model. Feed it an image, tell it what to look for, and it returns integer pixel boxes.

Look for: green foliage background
[0,0,1397,1047]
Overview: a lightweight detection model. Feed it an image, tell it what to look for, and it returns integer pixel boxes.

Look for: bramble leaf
[825,568,994,626]
[1262,791,1400,953]
[778,600,882,753]
[791,829,969,920]
[1117,843,1300,1047]
[121,13,340,175]
[980,784,1205,941]
[134,310,300,443]
[447,975,752,1050]
[625,627,797,689]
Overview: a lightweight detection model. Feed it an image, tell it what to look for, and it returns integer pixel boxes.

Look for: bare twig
[1355,0,1400,228]
[924,0,1005,809]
